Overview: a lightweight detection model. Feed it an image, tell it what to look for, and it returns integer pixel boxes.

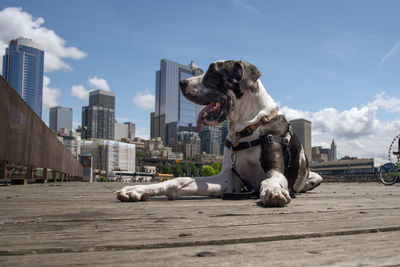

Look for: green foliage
[97,176,107,182]
[200,165,216,176]
[162,163,172,174]
[136,152,147,158]
[211,162,222,174]
[173,164,183,177]
[190,163,198,177]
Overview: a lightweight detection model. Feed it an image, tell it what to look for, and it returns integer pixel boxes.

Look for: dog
[116,60,322,207]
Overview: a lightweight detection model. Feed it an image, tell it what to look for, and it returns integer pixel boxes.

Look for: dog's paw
[115,186,147,202]
[260,184,291,207]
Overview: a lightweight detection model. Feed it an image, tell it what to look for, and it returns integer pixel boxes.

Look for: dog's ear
[234,60,262,93]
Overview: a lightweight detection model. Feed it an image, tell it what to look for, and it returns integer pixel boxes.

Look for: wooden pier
[1,182,399,266]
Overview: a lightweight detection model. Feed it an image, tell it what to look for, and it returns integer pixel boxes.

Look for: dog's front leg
[259,170,291,207]
[116,170,234,202]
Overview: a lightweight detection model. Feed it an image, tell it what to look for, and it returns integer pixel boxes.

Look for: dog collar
[234,107,279,139]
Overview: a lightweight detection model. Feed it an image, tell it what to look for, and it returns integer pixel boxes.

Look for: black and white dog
[117,60,322,207]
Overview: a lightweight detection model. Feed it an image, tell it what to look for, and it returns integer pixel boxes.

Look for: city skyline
[0,1,400,164]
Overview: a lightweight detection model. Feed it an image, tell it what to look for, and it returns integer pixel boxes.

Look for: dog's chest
[234,146,266,191]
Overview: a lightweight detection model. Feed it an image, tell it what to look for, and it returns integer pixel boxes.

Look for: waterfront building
[80,140,136,178]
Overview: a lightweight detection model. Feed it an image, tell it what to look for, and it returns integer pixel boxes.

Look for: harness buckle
[260,116,269,124]
[231,151,237,169]
[267,135,274,143]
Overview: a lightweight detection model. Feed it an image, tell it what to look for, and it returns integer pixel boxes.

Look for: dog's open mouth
[196,101,222,132]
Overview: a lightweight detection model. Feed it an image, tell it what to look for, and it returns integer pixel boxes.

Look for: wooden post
[0,160,6,180]
[25,166,32,185]
[51,170,56,182]
[43,168,48,183]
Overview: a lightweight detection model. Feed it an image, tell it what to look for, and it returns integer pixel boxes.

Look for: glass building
[49,106,73,134]
[2,37,44,118]
[82,90,115,140]
[152,59,203,145]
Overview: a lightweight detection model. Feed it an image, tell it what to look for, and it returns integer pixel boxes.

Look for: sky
[0,0,400,165]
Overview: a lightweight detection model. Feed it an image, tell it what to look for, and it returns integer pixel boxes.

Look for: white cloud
[369,92,400,114]
[70,76,110,101]
[229,0,262,14]
[132,90,155,111]
[280,92,400,164]
[42,76,61,109]
[71,85,89,101]
[380,40,400,66]
[135,127,150,140]
[0,7,86,73]
[88,76,110,91]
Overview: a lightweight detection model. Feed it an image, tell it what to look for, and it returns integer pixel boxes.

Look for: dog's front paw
[116,186,147,202]
[260,184,291,207]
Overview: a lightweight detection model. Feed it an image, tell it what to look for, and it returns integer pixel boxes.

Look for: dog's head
[179,60,261,131]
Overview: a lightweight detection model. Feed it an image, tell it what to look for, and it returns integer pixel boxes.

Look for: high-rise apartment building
[49,106,73,134]
[290,119,312,161]
[153,59,203,145]
[2,37,44,118]
[199,125,222,155]
[82,90,115,140]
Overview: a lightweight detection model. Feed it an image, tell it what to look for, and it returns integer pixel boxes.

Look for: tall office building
[49,106,73,134]
[82,90,115,140]
[2,37,44,118]
[150,112,156,139]
[290,119,312,161]
[154,59,203,145]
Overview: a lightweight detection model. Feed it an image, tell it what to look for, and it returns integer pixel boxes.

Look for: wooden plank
[0,182,399,266]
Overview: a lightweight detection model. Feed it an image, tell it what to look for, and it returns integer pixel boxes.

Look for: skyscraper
[2,37,44,118]
[290,119,312,161]
[82,90,115,140]
[154,59,203,145]
[49,106,73,134]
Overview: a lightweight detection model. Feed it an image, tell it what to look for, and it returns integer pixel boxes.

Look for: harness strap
[225,134,290,152]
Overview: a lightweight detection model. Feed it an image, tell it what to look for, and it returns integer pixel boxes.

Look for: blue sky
[1,0,400,164]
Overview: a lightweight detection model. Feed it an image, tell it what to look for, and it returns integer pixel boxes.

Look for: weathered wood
[0,182,399,266]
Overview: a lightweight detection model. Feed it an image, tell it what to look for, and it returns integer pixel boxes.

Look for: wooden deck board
[1,182,399,266]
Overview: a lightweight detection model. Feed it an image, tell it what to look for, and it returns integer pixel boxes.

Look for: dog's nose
[179,80,188,91]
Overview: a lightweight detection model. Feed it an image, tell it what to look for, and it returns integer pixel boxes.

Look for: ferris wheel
[388,133,400,163]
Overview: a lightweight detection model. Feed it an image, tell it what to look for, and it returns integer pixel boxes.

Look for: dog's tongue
[196,102,217,132]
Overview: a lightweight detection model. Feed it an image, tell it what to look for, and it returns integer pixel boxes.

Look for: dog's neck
[227,80,277,142]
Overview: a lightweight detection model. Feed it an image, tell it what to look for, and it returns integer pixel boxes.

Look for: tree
[200,165,216,176]
[173,164,183,177]
[162,163,172,174]
[190,163,198,177]
[136,152,147,158]
[211,162,222,174]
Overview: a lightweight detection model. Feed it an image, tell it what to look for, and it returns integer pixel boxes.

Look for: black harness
[222,125,293,200]
[225,134,290,152]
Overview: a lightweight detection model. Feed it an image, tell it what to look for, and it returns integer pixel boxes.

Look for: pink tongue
[196,102,216,132]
